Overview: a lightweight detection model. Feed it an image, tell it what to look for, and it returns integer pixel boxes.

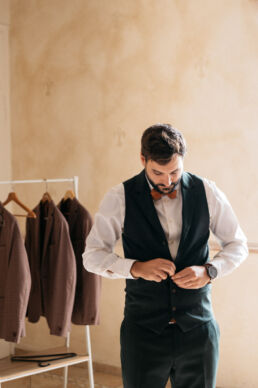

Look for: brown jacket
[58,198,101,325]
[0,202,31,343]
[25,200,76,337]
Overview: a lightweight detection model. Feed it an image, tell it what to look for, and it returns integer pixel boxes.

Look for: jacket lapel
[41,200,55,264]
[0,203,6,245]
[57,197,78,232]
[31,204,41,266]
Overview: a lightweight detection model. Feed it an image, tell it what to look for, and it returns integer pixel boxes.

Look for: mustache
[157,182,178,189]
[145,171,181,194]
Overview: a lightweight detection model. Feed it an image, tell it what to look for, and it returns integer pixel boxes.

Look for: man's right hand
[130,258,176,282]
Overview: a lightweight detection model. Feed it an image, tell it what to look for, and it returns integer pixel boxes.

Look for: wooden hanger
[41,192,52,203]
[3,192,36,218]
[63,190,75,201]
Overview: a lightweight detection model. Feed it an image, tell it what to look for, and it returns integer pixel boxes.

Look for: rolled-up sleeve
[82,184,136,279]
[204,179,249,278]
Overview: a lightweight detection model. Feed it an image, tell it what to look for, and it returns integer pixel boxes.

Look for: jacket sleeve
[72,208,102,325]
[3,220,31,343]
[48,218,76,337]
[25,217,32,267]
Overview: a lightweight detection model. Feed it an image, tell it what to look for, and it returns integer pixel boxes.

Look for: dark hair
[141,123,186,164]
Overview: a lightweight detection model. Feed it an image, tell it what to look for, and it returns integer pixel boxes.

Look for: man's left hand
[171,266,210,289]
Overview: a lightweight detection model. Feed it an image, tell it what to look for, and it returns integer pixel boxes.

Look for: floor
[2,364,172,387]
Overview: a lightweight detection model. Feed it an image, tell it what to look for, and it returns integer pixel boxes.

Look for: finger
[172,267,196,280]
[172,270,189,280]
[153,274,164,282]
[173,276,195,286]
[159,264,175,277]
[170,261,176,271]
[155,270,169,280]
[159,259,176,268]
[158,259,176,271]
[153,262,174,277]
[174,279,195,288]
[172,272,193,281]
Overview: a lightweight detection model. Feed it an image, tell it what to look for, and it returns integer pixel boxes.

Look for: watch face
[208,265,217,279]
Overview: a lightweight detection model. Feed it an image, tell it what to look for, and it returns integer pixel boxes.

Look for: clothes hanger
[3,191,36,218]
[61,189,75,216]
[41,179,52,203]
[63,189,75,201]
[41,192,52,202]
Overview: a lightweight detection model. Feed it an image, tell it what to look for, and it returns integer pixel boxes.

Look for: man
[83,124,248,388]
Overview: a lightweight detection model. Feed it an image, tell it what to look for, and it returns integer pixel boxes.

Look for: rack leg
[9,342,15,355]
[63,366,68,388]
[86,325,94,388]
[63,331,70,388]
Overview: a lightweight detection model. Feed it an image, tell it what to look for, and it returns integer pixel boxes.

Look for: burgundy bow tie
[150,189,177,201]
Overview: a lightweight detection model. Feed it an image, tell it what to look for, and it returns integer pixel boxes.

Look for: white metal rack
[0,176,94,388]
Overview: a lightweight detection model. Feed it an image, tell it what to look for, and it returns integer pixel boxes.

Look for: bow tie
[150,189,177,201]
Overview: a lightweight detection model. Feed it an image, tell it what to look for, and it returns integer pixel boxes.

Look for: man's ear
[140,154,146,167]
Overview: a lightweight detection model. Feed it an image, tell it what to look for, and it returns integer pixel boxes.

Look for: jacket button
[172,289,176,294]
[172,306,176,311]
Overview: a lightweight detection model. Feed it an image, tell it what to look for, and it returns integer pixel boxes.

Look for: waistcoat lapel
[176,172,196,260]
[133,170,167,243]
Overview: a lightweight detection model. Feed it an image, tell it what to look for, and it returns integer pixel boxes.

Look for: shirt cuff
[107,258,137,279]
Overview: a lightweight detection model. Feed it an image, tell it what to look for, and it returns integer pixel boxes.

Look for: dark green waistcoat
[122,170,214,333]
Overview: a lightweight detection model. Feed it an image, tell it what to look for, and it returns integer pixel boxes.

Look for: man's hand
[130,258,176,282]
[171,266,210,289]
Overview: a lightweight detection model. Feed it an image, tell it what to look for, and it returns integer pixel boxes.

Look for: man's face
[141,153,184,194]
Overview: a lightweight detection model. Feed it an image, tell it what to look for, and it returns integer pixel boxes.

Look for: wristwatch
[204,263,218,280]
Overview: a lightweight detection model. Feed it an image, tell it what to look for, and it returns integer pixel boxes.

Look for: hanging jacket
[0,202,31,343]
[25,200,76,337]
[58,197,101,325]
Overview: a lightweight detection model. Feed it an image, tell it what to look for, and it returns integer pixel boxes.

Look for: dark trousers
[120,319,220,388]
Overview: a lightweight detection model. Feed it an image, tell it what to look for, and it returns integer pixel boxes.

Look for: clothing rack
[0,176,94,388]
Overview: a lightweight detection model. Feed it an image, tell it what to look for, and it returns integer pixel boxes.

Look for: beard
[146,171,181,194]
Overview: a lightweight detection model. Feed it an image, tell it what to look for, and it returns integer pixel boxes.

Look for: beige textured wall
[0,0,9,25]
[0,0,10,181]
[0,0,11,359]
[8,0,258,386]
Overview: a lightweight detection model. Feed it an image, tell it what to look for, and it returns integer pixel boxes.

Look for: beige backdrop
[0,0,11,360]
[1,0,258,386]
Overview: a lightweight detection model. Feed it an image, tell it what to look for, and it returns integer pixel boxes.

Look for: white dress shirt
[83,175,248,280]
